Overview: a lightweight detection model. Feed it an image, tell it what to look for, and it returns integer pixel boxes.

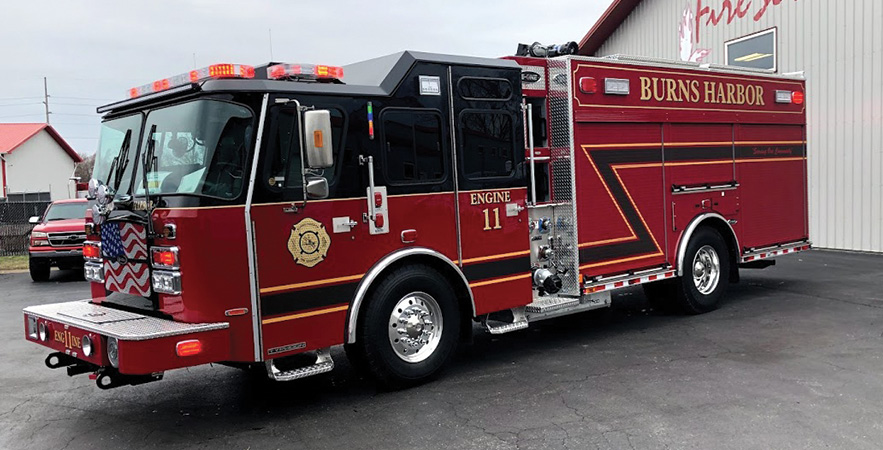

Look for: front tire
[29,259,50,282]
[673,227,730,314]
[353,264,460,389]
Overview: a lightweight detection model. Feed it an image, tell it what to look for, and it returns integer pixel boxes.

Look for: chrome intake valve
[533,268,563,294]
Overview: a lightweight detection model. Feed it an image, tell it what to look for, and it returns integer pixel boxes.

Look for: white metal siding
[4,130,77,200]
[595,0,883,252]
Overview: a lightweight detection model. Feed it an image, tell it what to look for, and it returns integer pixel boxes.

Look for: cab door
[451,67,532,315]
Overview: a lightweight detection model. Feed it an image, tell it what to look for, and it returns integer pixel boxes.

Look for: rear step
[525,297,580,314]
[266,348,334,381]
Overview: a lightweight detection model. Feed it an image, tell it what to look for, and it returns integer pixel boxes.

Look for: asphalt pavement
[1,250,882,450]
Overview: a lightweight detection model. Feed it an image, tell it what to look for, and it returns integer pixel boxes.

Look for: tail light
[83,241,101,260]
[150,246,179,269]
[176,340,202,357]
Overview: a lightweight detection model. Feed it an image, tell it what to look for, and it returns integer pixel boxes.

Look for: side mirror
[303,110,334,169]
[28,216,40,224]
[305,176,329,199]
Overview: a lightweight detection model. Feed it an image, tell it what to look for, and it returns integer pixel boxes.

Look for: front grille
[48,232,86,247]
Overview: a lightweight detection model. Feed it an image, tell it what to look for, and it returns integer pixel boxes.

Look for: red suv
[28,198,89,281]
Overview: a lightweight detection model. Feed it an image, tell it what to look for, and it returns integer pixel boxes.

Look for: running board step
[486,320,529,335]
[484,307,528,335]
[525,297,581,314]
[266,348,334,381]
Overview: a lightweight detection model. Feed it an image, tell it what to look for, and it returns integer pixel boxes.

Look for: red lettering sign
[695,0,798,43]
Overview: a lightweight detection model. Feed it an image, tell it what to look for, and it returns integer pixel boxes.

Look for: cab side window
[262,105,346,200]
[382,109,445,184]
[459,110,516,180]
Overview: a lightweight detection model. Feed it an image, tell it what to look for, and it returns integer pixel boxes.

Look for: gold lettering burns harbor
[639,77,765,106]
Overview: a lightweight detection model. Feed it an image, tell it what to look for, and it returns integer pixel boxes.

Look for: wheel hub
[388,292,443,363]
[692,245,721,295]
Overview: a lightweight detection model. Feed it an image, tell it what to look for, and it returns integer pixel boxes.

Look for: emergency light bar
[266,63,344,81]
[128,63,256,99]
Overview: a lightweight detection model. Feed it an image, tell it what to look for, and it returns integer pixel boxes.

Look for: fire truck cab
[23,50,809,389]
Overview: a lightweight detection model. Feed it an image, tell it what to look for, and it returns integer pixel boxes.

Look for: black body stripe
[260,282,358,318]
[461,256,531,281]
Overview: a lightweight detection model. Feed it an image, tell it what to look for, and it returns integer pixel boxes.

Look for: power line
[0,102,43,108]
[0,96,42,101]
[0,113,45,119]
[53,96,116,101]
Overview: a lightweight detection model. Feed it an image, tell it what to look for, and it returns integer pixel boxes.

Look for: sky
[0,0,610,156]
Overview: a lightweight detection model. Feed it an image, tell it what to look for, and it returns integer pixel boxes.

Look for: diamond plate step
[267,348,334,382]
[525,297,581,314]
[486,320,529,335]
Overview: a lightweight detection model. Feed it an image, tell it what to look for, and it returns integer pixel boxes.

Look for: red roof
[0,123,83,163]
[578,0,643,56]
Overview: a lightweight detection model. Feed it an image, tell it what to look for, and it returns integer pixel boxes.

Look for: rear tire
[29,259,50,282]
[673,227,730,314]
[353,264,460,390]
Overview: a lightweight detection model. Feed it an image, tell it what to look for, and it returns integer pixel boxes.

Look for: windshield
[134,99,253,199]
[43,203,88,221]
[94,114,143,196]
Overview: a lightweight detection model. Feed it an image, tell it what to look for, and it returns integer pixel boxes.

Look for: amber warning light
[128,63,255,99]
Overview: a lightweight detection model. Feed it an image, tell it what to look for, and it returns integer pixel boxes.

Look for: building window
[382,109,445,184]
[726,28,777,72]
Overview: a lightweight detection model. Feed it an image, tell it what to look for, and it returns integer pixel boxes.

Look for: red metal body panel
[116,328,230,375]
[567,58,807,278]
[251,192,458,358]
[23,317,108,367]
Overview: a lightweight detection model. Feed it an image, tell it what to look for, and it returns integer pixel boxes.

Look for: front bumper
[29,248,83,265]
[24,300,230,375]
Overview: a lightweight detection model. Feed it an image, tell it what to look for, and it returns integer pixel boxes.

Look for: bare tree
[74,153,95,181]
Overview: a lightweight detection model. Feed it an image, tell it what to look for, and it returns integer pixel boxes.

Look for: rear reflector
[176,340,202,357]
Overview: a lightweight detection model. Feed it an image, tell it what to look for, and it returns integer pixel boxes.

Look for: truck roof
[99,51,520,114]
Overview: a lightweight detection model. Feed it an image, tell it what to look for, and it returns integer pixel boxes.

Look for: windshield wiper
[112,129,133,191]
[105,129,131,193]
[139,124,158,236]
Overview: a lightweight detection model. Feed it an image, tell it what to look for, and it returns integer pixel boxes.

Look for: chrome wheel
[692,245,721,295]
[388,292,443,363]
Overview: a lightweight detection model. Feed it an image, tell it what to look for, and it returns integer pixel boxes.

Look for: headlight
[38,322,48,341]
[106,337,119,368]
[82,335,93,357]
[31,231,48,239]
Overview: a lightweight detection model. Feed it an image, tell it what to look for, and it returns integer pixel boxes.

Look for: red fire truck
[22,47,809,389]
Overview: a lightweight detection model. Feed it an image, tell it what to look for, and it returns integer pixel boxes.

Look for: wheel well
[695,220,740,283]
[348,254,475,344]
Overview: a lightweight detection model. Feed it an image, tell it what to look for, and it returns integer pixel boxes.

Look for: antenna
[269,28,274,61]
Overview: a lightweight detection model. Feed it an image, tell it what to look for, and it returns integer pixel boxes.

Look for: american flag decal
[104,261,151,297]
[101,222,148,260]
[101,221,151,296]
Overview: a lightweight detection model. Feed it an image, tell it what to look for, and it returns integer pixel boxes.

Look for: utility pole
[42,77,50,124]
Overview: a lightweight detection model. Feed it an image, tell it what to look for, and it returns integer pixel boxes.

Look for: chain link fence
[0,201,51,256]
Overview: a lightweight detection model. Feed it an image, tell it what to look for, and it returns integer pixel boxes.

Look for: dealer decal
[287,218,331,268]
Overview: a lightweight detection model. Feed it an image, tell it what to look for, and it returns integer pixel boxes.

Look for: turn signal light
[150,246,179,269]
[579,77,597,94]
[83,242,101,260]
[176,340,202,357]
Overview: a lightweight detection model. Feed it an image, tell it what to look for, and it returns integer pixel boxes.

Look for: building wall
[595,0,883,252]
[4,130,77,201]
